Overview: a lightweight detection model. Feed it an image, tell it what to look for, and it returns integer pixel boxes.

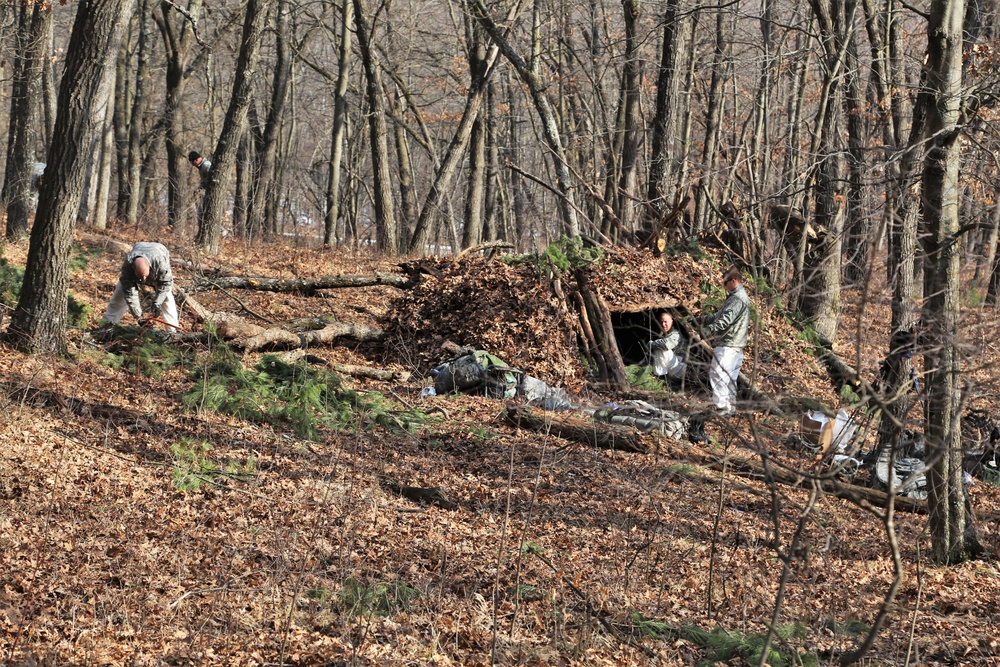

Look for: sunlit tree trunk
[615,0,642,233]
[3,0,136,354]
[197,0,270,254]
[798,0,849,341]
[324,0,352,247]
[247,0,292,239]
[693,9,728,232]
[921,0,978,565]
[462,15,488,250]
[353,0,397,253]
[3,0,51,239]
[646,0,681,217]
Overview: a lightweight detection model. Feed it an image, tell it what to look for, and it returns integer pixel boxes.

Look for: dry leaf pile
[0,230,998,666]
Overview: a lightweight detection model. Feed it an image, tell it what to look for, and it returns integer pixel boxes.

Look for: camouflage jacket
[702,285,750,349]
[119,242,174,318]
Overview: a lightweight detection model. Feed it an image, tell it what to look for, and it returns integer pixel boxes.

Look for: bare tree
[920,0,979,564]
[155,0,206,232]
[323,0,353,246]
[2,0,52,239]
[3,0,136,354]
[352,0,397,253]
[196,0,270,254]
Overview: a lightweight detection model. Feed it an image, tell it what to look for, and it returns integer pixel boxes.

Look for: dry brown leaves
[0,231,998,666]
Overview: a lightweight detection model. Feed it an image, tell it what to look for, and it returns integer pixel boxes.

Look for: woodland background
[1,0,1000,664]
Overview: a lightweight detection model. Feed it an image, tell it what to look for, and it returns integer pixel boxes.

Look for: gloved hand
[150,303,162,318]
[137,317,148,326]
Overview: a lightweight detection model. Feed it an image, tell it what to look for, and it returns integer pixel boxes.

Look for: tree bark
[505,405,647,453]
[196,0,270,254]
[692,9,728,232]
[352,0,397,253]
[3,0,136,354]
[461,14,489,250]
[920,0,977,564]
[575,269,629,389]
[614,0,642,233]
[246,0,291,239]
[191,272,417,293]
[323,0,352,246]
[798,0,848,342]
[2,0,51,240]
[645,0,681,217]
[155,0,204,232]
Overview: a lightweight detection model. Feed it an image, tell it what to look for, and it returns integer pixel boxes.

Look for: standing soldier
[701,266,751,415]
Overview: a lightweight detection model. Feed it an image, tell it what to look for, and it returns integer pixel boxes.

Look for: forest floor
[1,229,999,667]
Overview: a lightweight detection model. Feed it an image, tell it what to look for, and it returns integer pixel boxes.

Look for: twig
[161,0,206,47]
[215,286,275,323]
[526,546,657,658]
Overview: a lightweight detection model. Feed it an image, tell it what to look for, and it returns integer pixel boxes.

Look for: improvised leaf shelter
[385,242,825,399]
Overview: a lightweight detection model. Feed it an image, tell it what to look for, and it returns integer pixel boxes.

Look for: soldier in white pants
[102,242,179,328]
[701,267,751,415]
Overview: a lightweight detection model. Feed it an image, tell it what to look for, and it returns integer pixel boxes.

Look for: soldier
[188,151,212,189]
[649,311,688,380]
[701,266,750,415]
[102,242,179,328]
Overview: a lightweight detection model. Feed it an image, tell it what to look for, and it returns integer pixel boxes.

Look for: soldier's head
[659,311,673,333]
[722,266,741,292]
[188,151,203,167]
[133,256,150,283]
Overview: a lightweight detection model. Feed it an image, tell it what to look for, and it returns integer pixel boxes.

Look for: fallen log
[506,404,647,454]
[190,272,417,294]
[653,436,927,514]
[230,321,384,352]
[278,349,411,381]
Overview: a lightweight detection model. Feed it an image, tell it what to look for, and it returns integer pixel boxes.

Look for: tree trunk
[3,0,136,354]
[615,0,642,233]
[575,269,629,389]
[352,0,397,253]
[693,9,728,232]
[920,0,977,565]
[842,17,869,285]
[645,0,681,217]
[197,0,270,254]
[798,0,848,342]
[2,0,51,240]
[124,0,153,227]
[461,15,489,250]
[93,71,117,230]
[323,0,352,246]
[470,0,579,238]
[246,0,291,240]
[156,0,202,233]
[41,15,56,146]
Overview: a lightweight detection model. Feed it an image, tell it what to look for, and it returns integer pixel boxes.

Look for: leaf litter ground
[0,231,999,666]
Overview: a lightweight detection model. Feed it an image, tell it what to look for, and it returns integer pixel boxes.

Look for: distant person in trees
[188,150,212,189]
[649,311,688,380]
[30,163,46,193]
[701,266,751,415]
[102,241,179,328]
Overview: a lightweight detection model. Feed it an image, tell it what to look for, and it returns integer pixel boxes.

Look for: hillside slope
[1,232,998,666]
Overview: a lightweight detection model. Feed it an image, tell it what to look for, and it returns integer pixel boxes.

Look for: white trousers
[652,348,686,379]
[102,282,179,328]
[710,346,744,410]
